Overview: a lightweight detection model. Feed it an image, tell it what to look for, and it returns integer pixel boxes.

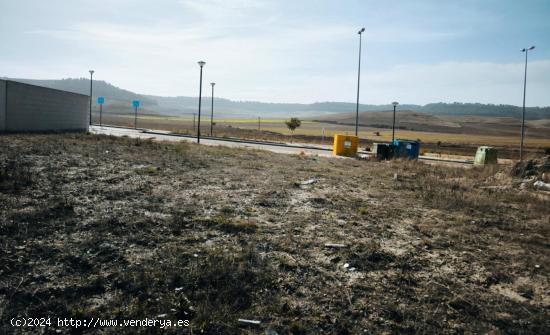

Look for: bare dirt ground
[1,133,549,334]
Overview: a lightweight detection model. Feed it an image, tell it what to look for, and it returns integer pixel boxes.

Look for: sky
[0,0,549,106]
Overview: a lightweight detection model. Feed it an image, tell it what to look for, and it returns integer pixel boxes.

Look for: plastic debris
[300,178,318,185]
[238,319,261,325]
[534,180,550,191]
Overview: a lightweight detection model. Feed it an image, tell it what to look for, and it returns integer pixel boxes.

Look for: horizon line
[3,76,549,108]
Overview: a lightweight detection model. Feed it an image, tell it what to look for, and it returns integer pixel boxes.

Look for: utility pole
[258,116,261,131]
[210,82,215,136]
[355,27,365,137]
[520,46,535,162]
[89,70,94,126]
[392,101,399,143]
[197,61,205,143]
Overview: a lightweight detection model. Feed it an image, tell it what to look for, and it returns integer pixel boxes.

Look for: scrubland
[1,133,549,334]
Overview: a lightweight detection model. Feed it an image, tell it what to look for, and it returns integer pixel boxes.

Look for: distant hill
[421,103,550,119]
[4,78,550,120]
[315,110,550,138]
[4,78,157,106]
[310,102,550,120]
[316,110,460,129]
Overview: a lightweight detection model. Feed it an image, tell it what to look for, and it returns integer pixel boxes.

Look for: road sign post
[132,100,140,129]
[97,96,105,126]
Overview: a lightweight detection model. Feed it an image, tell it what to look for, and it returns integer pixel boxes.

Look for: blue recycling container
[393,140,420,160]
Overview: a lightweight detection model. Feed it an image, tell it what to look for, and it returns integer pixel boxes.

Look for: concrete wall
[0,79,89,132]
[0,80,6,131]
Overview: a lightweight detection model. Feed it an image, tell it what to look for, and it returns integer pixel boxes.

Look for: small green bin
[474,146,498,165]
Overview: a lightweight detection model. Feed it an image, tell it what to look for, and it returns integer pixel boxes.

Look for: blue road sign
[97,96,105,105]
[132,100,140,108]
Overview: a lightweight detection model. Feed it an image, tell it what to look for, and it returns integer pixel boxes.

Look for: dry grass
[0,133,549,334]
[97,113,550,158]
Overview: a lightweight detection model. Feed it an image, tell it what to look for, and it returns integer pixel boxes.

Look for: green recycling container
[474,146,498,165]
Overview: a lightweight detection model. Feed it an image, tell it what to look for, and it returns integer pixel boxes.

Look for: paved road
[90,125,340,158]
[90,125,478,165]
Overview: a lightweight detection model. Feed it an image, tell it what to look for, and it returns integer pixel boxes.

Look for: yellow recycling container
[333,134,359,157]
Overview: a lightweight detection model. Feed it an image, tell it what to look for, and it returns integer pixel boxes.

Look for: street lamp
[391,101,399,143]
[210,82,215,136]
[519,46,535,162]
[89,70,94,126]
[355,27,365,137]
[197,61,206,144]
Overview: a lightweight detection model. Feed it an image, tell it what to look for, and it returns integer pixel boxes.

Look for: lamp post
[519,46,535,162]
[89,70,94,126]
[197,61,206,143]
[210,82,215,136]
[355,27,365,137]
[391,101,399,143]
